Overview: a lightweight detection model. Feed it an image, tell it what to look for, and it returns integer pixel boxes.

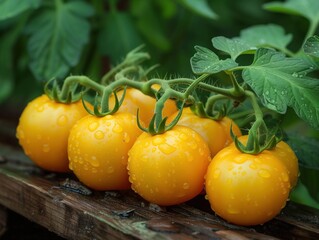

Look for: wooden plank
[0,205,7,237]
[0,142,319,239]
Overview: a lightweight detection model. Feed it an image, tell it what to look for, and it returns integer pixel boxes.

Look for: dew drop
[159,143,176,154]
[107,166,114,174]
[292,72,298,77]
[69,163,74,170]
[265,90,269,95]
[94,130,104,139]
[90,156,100,167]
[258,169,271,178]
[57,115,68,126]
[42,144,50,153]
[123,132,130,143]
[112,124,123,133]
[281,172,289,183]
[152,137,165,146]
[182,182,190,190]
[213,169,221,179]
[36,105,44,112]
[249,163,258,170]
[204,194,209,200]
[178,133,188,141]
[16,128,25,139]
[227,206,240,214]
[88,122,98,131]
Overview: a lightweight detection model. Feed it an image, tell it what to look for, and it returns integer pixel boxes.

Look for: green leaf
[304,36,319,58]
[286,134,319,169]
[0,0,40,21]
[179,0,218,19]
[191,46,238,74]
[290,180,319,209]
[98,12,142,63]
[264,0,319,24]
[25,1,93,81]
[0,11,28,103]
[212,36,255,60]
[240,24,292,52]
[242,48,319,129]
[130,0,170,51]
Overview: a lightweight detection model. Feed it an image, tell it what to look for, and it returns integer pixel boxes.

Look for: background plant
[0,0,319,209]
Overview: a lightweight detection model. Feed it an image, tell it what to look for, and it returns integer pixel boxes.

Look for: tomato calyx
[82,88,127,117]
[44,78,83,104]
[232,119,281,154]
[137,101,185,135]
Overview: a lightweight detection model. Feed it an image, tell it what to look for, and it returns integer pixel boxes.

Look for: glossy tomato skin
[109,87,177,126]
[232,135,299,188]
[168,108,240,157]
[128,126,211,206]
[205,145,290,226]
[68,112,142,191]
[16,94,88,172]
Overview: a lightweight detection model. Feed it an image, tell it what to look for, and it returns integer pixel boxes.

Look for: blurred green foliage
[0,0,287,107]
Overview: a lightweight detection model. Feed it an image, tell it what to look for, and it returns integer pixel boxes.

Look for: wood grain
[0,136,319,239]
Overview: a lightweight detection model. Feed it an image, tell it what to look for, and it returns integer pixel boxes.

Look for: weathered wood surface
[0,117,319,239]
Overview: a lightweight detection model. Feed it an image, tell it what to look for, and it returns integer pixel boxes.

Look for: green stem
[245,90,263,121]
[297,19,319,54]
[61,76,104,99]
[205,94,229,118]
[168,77,242,100]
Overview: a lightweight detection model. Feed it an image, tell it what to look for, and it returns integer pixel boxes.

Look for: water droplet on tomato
[90,156,100,167]
[112,124,123,133]
[16,127,24,139]
[107,166,114,174]
[88,122,98,131]
[233,157,245,163]
[92,168,97,173]
[57,115,68,126]
[213,169,221,179]
[123,132,130,143]
[258,169,271,178]
[42,144,50,153]
[204,194,209,200]
[281,172,289,182]
[159,143,176,154]
[152,137,165,145]
[36,105,44,112]
[198,148,205,156]
[178,133,188,141]
[227,206,240,214]
[69,163,74,170]
[182,182,190,190]
[249,163,258,169]
[94,130,104,139]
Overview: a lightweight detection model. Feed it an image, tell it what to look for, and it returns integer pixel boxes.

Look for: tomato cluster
[16,89,298,226]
